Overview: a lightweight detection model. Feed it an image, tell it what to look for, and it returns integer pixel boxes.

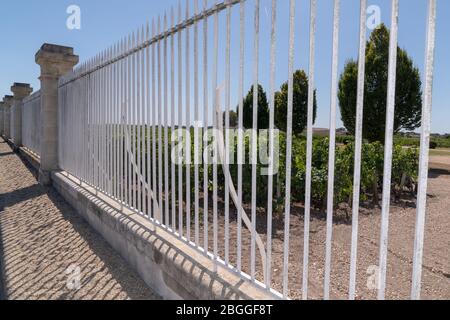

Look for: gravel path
[0,139,160,300]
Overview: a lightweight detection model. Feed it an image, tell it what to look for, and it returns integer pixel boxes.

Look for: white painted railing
[0,106,4,136]
[56,0,437,300]
[22,91,41,157]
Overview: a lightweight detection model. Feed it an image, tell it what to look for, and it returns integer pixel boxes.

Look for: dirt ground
[0,140,159,300]
[195,157,450,300]
[430,154,450,171]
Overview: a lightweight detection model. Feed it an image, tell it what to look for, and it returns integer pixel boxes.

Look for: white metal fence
[56,0,437,300]
[3,108,11,139]
[22,91,41,157]
[0,106,4,136]
[10,103,17,144]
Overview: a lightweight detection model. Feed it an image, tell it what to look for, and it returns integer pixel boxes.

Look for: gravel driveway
[0,139,160,300]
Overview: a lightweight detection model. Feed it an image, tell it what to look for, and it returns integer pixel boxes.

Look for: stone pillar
[11,83,33,149]
[35,44,78,185]
[3,95,14,140]
[0,101,4,136]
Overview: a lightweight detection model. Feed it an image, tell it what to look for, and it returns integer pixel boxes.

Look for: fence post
[0,101,4,136]
[2,95,14,141]
[11,83,33,150]
[35,44,79,186]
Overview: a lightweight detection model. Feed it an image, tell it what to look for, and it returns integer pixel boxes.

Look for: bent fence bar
[9,0,437,300]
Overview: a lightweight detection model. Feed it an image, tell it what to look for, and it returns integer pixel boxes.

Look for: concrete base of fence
[4,138,16,152]
[48,171,278,300]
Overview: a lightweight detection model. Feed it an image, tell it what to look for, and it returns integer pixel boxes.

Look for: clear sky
[0,0,449,133]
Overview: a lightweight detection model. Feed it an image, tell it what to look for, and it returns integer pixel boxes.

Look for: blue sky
[0,0,449,133]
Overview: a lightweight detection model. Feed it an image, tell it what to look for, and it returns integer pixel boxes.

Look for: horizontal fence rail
[56,0,437,300]
[22,91,41,157]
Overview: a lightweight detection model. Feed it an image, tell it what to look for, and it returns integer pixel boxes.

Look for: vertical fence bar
[237,0,245,272]
[303,0,317,300]
[93,56,97,189]
[102,50,107,193]
[283,0,296,298]
[93,57,97,189]
[102,51,106,193]
[203,0,210,253]
[212,0,219,272]
[137,30,142,214]
[378,0,399,300]
[110,47,115,196]
[349,0,367,300]
[146,23,152,219]
[186,0,192,242]
[98,53,102,191]
[171,9,177,230]
[106,50,110,194]
[152,21,158,222]
[114,46,117,196]
[324,0,340,300]
[121,39,126,207]
[250,0,260,282]
[164,15,170,225]
[178,3,184,236]
[128,36,133,208]
[141,28,147,216]
[88,59,92,188]
[224,0,231,266]
[95,54,100,191]
[133,32,138,211]
[158,18,164,222]
[110,48,114,198]
[411,0,437,301]
[266,0,277,290]
[194,0,200,246]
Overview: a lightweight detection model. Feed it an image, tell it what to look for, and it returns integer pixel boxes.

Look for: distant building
[336,127,348,136]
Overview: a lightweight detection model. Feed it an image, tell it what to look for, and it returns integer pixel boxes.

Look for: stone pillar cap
[11,83,33,99]
[35,43,79,78]
[3,95,14,107]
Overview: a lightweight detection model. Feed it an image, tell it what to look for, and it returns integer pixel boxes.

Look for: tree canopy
[338,24,422,142]
[239,84,270,130]
[275,70,317,134]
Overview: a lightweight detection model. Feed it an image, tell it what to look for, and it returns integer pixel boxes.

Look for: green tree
[338,24,422,142]
[239,84,270,130]
[223,110,238,128]
[275,70,317,134]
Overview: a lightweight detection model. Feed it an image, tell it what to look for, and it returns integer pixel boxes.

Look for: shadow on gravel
[0,185,46,211]
[0,152,14,157]
[0,219,5,300]
[429,168,450,178]
[0,141,157,300]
